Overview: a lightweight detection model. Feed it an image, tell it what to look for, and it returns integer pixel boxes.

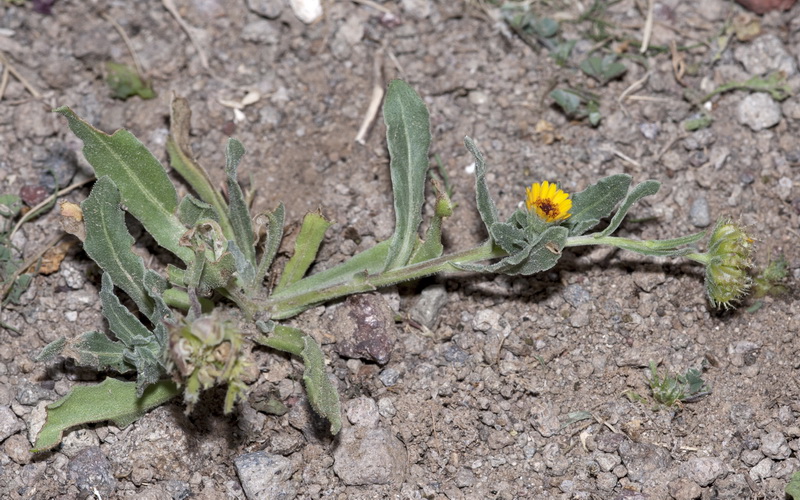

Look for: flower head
[526,181,572,223]
[704,219,754,309]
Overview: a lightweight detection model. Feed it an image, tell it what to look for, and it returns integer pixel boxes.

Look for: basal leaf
[383,80,431,271]
[82,177,153,317]
[566,174,631,236]
[56,107,193,263]
[33,378,180,452]
[74,331,131,373]
[225,139,256,269]
[464,137,499,231]
[253,204,285,293]
[256,325,342,434]
[596,180,660,238]
[99,272,153,348]
[168,96,232,239]
[275,211,331,293]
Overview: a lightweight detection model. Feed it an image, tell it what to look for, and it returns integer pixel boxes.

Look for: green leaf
[0,194,21,218]
[464,137,499,231]
[566,174,632,236]
[33,378,180,452]
[56,107,193,263]
[786,471,800,499]
[253,204,285,293]
[100,272,154,348]
[456,226,568,276]
[550,89,581,115]
[489,221,527,254]
[580,54,627,85]
[74,331,130,373]
[81,177,153,317]
[407,185,451,265]
[227,241,256,289]
[105,62,156,100]
[167,96,233,239]
[36,337,66,362]
[256,325,342,434]
[383,80,431,271]
[596,180,660,238]
[178,195,219,227]
[5,273,32,305]
[275,211,331,293]
[224,139,256,269]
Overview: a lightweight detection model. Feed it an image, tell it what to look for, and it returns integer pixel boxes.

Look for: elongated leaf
[100,272,153,347]
[566,174,631,236]
[383,80,431,271]
[275,211,331,293]
[228,241,256,288]
[456,226,568,276]
[55,107,193,263]
[225,139,256,268]
[168,96,232,239]
[82,177,153,317]
[596,180,660,238]
[253,204,285,293]
[490,222,527,254]
[256,325,341,435]
[74,331,130,372]
[408,180,452,265]
[33,378,180,452]
[786,471,800,499]
[465,137,499,231]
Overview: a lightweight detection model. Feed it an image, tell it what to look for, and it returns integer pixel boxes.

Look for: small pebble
[688,197,711,228]
[737,93,782,131]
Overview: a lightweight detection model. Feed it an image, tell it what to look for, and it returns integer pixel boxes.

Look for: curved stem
[263,241,502,319]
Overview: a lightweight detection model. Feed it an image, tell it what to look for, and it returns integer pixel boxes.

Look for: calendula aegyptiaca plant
[34,80,752,451]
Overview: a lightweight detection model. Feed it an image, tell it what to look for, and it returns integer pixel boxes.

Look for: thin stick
[0,232,64,303]
[102,12,146,79]
[0,64,9,101]
[601,147,642,169]
[162,0,210,71]
[355,50,384,144]
[617,71,650,117]
[350,0,393,15]
[0,51,42,99]
[640,0,654,54]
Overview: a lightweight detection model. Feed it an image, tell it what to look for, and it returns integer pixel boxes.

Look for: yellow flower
[526,181,572,223]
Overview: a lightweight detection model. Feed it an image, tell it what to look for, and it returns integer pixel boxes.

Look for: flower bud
[704,219,754,308]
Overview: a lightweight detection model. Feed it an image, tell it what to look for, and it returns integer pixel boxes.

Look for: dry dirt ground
[1,0,800,498]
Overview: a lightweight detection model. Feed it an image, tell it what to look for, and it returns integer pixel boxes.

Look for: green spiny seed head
[704,219,754,309]
[167,314,250,414]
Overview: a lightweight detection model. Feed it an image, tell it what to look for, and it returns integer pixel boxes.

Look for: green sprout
[647,362,710,408]
[33,80,751,451]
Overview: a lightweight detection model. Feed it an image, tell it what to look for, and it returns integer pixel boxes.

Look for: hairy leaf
[253,204,285,293]
[256,325,341,434]
[33,378,180,452]
[464,137,499,231]
[566,174,631,236]
[178,195,218,227]
[56,107,193,263]
[225,139,256,269]
[383,80,431,271]
[82,176,153,317]
[168,96,232,239]
[596,180,660,238]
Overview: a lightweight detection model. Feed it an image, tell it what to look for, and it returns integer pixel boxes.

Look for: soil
[1,0,799,499]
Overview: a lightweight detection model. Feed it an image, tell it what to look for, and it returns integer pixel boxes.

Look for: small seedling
[648,361,710,408]
[579,54,627,86]
[106,61,155,100]
[550,88,602,126]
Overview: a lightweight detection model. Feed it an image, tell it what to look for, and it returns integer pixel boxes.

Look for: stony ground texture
[1,0,799,498]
